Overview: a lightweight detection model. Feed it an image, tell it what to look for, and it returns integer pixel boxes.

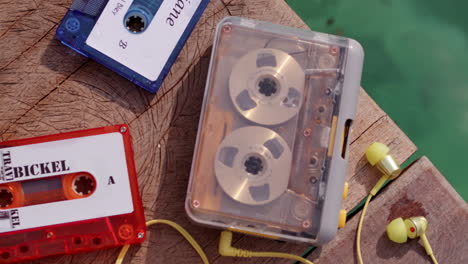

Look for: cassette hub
[72,174,95,196]
[125,13,146,33]
[244,155,264,175]
[257,76,278,97]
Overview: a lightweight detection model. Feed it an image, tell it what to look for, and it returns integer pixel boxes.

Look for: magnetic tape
[0,172,96,209]
[0,125,146,263]
[185,17,364,245]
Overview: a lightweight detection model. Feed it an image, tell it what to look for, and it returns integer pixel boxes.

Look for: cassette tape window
[186,17,363,245]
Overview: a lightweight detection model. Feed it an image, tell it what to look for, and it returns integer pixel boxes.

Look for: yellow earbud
[387,217,436,260]
[359,144,438,264]
[356,142,404,264]
[365,142,401,196]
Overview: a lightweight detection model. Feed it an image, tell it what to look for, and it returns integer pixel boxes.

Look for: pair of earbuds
[362,142,437,263]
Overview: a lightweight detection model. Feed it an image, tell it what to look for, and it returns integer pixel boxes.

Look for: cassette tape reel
[229,49,305,125]
[215,126,292,205]
[186,17,364,245]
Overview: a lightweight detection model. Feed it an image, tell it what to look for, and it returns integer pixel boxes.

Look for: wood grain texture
[308,156,468,264]
[0,0,418,263]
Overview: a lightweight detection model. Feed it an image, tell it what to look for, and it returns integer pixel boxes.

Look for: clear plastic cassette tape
[185,17,364,244]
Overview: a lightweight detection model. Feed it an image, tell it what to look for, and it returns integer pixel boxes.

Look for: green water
[288,0,468,200]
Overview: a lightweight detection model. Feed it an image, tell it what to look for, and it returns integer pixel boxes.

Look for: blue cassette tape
[56,0,209,93]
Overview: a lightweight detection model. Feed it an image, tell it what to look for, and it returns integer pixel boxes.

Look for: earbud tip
[366,142,389,166]
[386,218,408,243]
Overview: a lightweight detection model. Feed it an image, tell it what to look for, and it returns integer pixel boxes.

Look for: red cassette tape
[0,125,146,263]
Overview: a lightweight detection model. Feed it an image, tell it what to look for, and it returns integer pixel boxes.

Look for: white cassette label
[0,133,133,233]
[86,0,202,81]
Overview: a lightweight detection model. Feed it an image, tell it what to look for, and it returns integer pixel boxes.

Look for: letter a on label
[108,176,116,185]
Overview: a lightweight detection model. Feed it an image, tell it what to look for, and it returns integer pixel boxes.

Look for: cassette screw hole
[0,189,13,208]
[310,157,318,167]
[244,156,263,175]
[1,252,10,259]
[126,15,145,33]
[302,220,311,229]
[73,175,95,196]
[192,200,200,208]
[46,232,54,239]
[330,46,339,55]
[19,246,29,253]
[120,126,127,133]
[318,106,325,113]
[303,128,312,137]
[309,177,318,184]
[65,17,80,33]
[92,237,102,245]
[222,25,232,33]
[73,237,82,245]
[118,224,134,240]
[137,232,145,239]
[258,77,277,97]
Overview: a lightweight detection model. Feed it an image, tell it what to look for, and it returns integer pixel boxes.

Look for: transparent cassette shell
[186,17,363,244]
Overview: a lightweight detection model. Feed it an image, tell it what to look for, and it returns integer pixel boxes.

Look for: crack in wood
[0,61,88,136]
[350,114,388,145]
[0,25,57,71]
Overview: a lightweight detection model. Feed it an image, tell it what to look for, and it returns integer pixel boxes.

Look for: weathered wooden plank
[0,0,230,140]
[0,0,37,35]
[0,1,68,69]
[307,156,468,264]
[0,29,86,137]
[1,0,419,263]
[0,0,87,136]
[344,113,415,210]
[0,1,232,132]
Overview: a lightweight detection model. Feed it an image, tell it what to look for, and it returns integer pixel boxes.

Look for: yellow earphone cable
[218,230,313,264]
[249,251,314,264]
[356,194,372,264]
[357,195,439,264]
[115,222,313,264]
[115,219,209,264]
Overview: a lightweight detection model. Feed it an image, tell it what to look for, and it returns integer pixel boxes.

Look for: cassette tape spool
[186,17,364,245]
[0,125,146,263]
[215,126,292,205]
[229,49,305,125]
